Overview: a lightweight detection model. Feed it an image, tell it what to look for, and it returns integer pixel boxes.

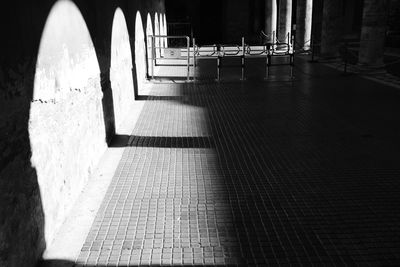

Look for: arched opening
[163,13,168,48]
[146,13,154,76]
[159,13,165,53]
[110,8,135,133]
[29,0,106,245]
[154,12,160,57]
[135,11,147,94]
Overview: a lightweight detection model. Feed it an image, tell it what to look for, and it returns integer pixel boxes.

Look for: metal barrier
[193,35,295,81]
[148,35,192,81]
[266,33,295,79]
[146,34,295,82]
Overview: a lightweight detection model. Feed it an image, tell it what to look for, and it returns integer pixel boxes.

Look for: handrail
[148,35,191,81]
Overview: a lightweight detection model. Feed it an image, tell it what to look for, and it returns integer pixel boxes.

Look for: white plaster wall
[110,8,135,133]
[146,13,154,77]
[163,14,168,48]
[29,0,106,245]
[154,13,161,58]
[135,11,147,93]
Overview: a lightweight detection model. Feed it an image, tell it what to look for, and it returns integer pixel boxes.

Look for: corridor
[45,58,400,266]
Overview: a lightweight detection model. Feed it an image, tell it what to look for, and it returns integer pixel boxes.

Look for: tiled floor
[76,57,400,266]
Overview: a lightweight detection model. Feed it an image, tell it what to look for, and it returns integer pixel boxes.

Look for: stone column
[359,0,389,66]
[295,0,313,50]
[265,0,278,43]
[278,0,292,43]
[320,0,344,56]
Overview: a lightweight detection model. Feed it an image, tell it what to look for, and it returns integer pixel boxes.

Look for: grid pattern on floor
[76,77,400,266]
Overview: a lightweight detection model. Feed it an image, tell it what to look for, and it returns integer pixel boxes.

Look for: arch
[154,12,160,57]
[146,13,154,76]
[135,11,147,93]
[159,13,165,56]
[163,13,168,48]
[110,8,135,133]
[29,0,106,245]
[159,13,165,48]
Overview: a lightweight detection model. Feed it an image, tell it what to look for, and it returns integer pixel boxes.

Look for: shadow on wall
[110,8,135,134]
[1,0,167,265]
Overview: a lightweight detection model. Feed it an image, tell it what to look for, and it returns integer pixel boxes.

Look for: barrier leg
[290,65,293,79]
[186,36,190,82]
[290,54,294,79]
[193,38,197,82]
[241,56,245,81]
[241,37,245,81]
[151,36,155,79]
[309,35,319,63]
[217,56,221,81]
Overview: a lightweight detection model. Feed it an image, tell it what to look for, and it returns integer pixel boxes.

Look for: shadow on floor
[110,135,214,148]
[38,260,223,267]
[44,57,400,266]
[136,95,186,101]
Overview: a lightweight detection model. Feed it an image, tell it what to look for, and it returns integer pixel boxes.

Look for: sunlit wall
[135,11,147,93]
[110,8,135,133]
[146,13,154,76]
[163,14,168,48]
[29,0,106,245]
[154,12,161,58]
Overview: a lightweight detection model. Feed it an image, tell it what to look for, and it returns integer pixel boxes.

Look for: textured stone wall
[146,13,155,78]
[111,8,135,133]
[0,0,165,266]
[296,0,313,50]
[266,0,278,42]
[135,11,147,93]
[278,0,292,43]
[30,0,107,246]
[359,0,390,65]
[320,0,345,56]
[0,60,45,267]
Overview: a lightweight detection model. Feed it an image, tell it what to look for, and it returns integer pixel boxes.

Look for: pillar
[296,0,313,50]
[278,0,292,43]
[320,0,344,56]
[358,0,389,66]
[265,0,277,42]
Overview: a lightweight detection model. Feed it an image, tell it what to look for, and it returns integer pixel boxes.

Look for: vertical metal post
[186,36,190,81]
[311,35,315,61]
[151,36,155,79]
[290,54,294,79]
[272,31,276,54]
[266,54,271,79]
[193,38,196,81]
[265,45,268,80]
[159,36,162,59]
[217,56,221,81]
[287,33,290,53]
[344,42,348,75]
[241,37,245,80]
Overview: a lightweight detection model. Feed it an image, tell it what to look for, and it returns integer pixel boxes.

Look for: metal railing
[146,34,296,82]
[148,35,192,81]
[193,36,295,81]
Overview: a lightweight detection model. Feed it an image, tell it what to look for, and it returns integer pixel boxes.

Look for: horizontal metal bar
[149,35,189,39]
